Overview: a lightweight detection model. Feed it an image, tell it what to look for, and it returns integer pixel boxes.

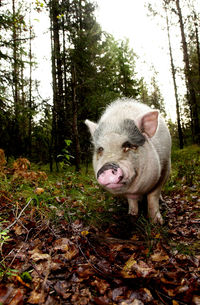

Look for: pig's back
[99,99,149,124]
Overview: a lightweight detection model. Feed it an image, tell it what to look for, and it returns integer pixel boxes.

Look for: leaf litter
[0,157,200,304]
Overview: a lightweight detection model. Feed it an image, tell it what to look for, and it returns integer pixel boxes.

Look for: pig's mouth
[104,182,125,190]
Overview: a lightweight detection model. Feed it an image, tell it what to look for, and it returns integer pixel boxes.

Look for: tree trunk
[50,13,58,171]
[12,0,21,156]
[194,14,200,83]
[49,0,66,170]
[71,63,81,172]
[175,0,200,144]
[28,8,33,157]
[164,2,183,148]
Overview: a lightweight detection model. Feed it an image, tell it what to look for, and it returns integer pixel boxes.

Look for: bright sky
[95,0,180,121]
[33,0,183,122]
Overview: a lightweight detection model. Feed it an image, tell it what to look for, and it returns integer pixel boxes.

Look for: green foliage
[0,218,19,279]
[57,139,74,169]
[165,145,200,193]
[20,271,32,283]
[140,73,166,116]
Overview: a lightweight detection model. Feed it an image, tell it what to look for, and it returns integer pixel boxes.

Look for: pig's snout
[97,163,124,189]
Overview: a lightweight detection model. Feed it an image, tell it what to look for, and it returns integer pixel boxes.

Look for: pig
[85,98,171,224]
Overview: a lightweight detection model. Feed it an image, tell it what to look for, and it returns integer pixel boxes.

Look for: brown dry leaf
[71,288,91,305]
[150,242,170,262]
[192,295,200,305]
[13,158,30,171]
[112,286,127,302]
[54,238,70,252]
[29,248,50,262]
[0,285,24,305]
[7,288,24,305]
[129,288,153,303]
[27,290,46,304]
[121,253,137,278]
[34,187,45,195]
[172,301,179,305]
[32,260,50,275]
[151,251,169,262]
[93,295,112,305]
[13,223,26,236]
[122,255,155,278]
[54,281,71,299]
[76,263,95,279]
[91,277,110,294]
[0,148,6,169]
[54,238,79,260]
[121,301,144,305]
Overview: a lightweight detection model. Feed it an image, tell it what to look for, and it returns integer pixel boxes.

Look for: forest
[0,0,200,304]
[0,0,199,170]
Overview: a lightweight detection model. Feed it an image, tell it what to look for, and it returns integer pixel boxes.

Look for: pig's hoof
[152,212,163,225]
[128,210,138,217]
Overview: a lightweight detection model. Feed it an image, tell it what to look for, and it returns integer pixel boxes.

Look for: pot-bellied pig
[85,99,171,224]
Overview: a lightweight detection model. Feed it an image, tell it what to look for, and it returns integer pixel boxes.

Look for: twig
[3,198,33,232]
[90,233,143,245]
[42,250,52,292]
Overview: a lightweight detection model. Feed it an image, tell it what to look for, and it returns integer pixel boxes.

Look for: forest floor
[0,146,200,305]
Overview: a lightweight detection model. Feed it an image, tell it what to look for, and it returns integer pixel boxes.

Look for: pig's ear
[137,111,159,138]
[85,119,98,137]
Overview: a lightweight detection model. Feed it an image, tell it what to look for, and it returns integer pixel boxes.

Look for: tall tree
[164,0,183,148]
[49,0,66,169]
[175,0,200,144]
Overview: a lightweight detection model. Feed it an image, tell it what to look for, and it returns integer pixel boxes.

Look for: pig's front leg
[147,187,163,224]
[128,198,138,216]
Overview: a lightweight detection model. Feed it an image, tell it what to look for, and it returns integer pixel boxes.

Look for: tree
[139,73,166,115]
[163,0,183,148]
[175,0,200,144]
[116,39,140,98]
[49,0,66,170]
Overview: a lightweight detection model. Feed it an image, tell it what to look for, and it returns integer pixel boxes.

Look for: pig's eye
[122,141,138,152]
[97,147,104,155]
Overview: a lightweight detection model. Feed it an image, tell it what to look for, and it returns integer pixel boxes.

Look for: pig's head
[85,110,159,195]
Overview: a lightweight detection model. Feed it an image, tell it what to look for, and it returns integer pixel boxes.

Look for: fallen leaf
[54,238,70,252]
[91,277,110,294]
[29,248,50,262]
[27,290,46,304]
[122,257,155,278]
[151,252,169,262]
[76,264,95,279]
[112,286,127,301]
[34,187,44,195]
[54,238,79,260]
[192,295,200,305]
[129,288,153,303]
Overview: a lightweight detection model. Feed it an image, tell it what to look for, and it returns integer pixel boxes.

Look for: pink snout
[97,163,124,189]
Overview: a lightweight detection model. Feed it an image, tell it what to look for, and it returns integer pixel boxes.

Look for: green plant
[0,263,18,279]
[0,218,10,256]
[20,271,32,283]
[57,139,74,169]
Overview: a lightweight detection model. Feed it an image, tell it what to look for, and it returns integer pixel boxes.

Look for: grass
[164,144,200,195]
[0,145,199,249]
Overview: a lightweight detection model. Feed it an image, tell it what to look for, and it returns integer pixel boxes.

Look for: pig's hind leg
[128,198,139,216]
[148,162,171,224]
[147,186,163,225]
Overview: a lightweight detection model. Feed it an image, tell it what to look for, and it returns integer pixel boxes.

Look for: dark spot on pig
[120,119,145,147]
[122,141,138,151]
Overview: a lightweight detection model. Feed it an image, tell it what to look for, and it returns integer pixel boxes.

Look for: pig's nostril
[118,175,123,182]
